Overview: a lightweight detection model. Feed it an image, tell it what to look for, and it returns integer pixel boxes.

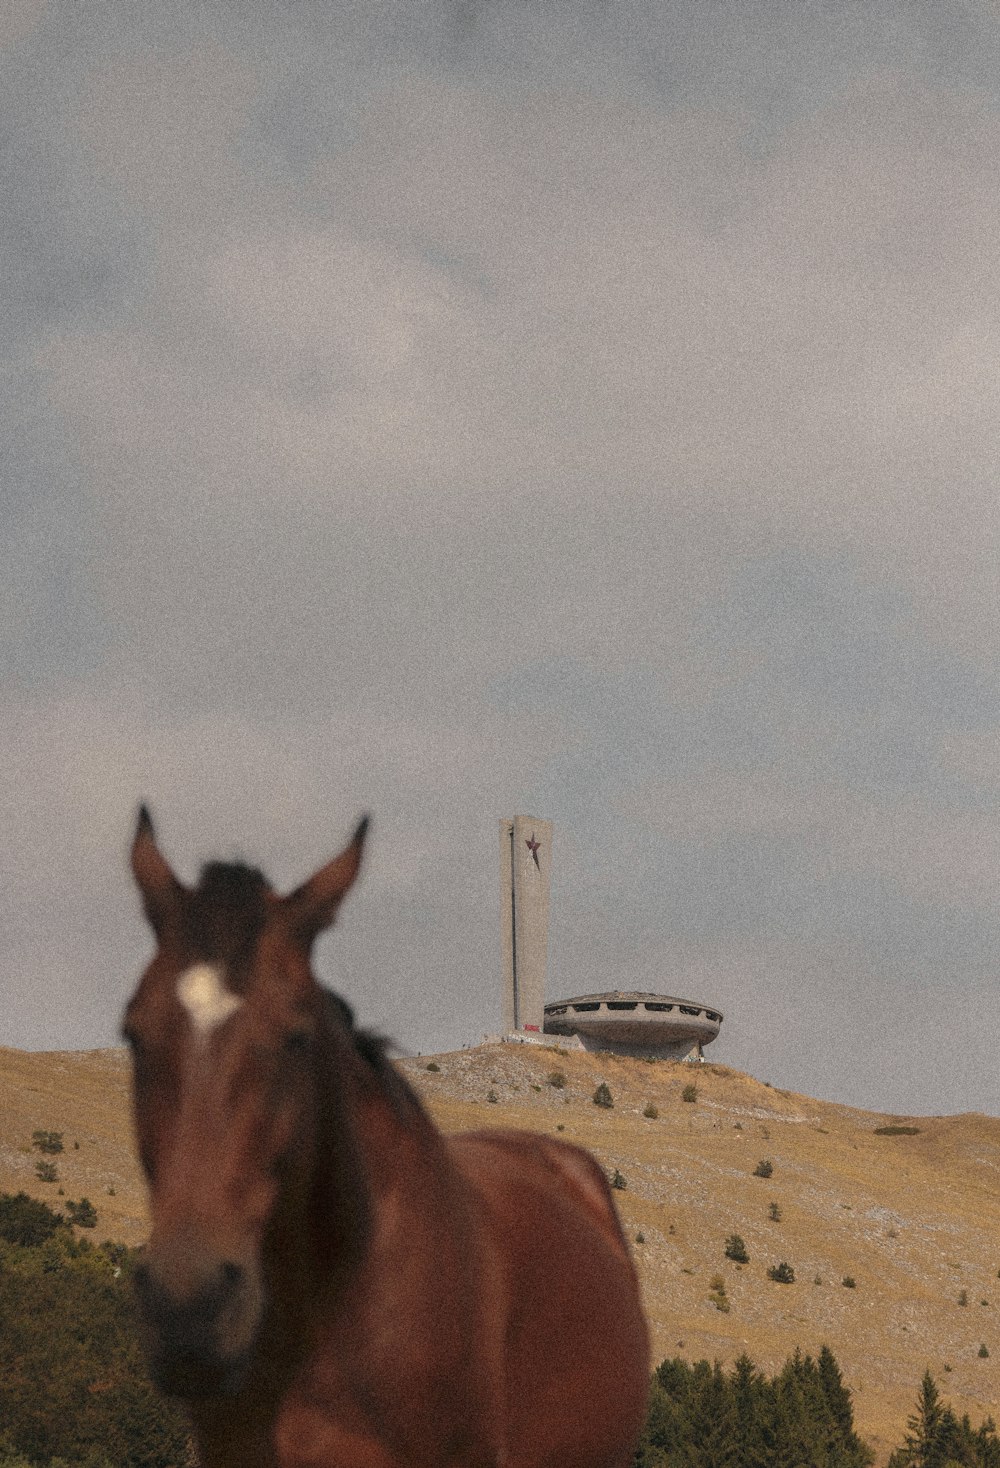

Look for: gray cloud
[3,2,1000,1114]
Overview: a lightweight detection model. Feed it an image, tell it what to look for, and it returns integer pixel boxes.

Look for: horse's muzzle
[134,1256,257,1398]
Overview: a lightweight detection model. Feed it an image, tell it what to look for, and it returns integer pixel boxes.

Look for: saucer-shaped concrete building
[543,991,723,1060]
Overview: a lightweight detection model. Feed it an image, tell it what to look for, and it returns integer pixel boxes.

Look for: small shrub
[643,1102,659,1119]
[873,1124,921,1136]
[0,1192,65,1246]
[682,1083,698,1103]
[31,1130,64,1155]
[635,1232,645,1244]
[753,1159,773,1179]
[724,1234,749,1264]
[813,1275,823,1285]
[425,1062,440,1072]
[959,1289,969,1307]
[767,1262,795,1284]
[547,1071,566,1089]
[66,1197,98,1228]
[768,1201,782,1222]
[593,1082,614,1109]
[34,1161,58,1184]
[979,1344,990,1358]
[555,1124,565,1131]
[610,1169,627,1191]
[530,1083,541,1092]
[842,1276,856,1289]
[733,1121,743,1130]
[708,1274,730,1312]
[486,1090,498,1104]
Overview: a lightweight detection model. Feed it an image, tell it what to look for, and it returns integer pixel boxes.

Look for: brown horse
[125,809,650,1468]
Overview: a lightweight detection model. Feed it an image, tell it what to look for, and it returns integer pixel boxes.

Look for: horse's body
[125,812,649,1467]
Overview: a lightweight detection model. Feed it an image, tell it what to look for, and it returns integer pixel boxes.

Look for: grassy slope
[2,1040,998,1463]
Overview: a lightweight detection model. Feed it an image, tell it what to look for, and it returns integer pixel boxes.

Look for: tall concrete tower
[499,816,553,1034]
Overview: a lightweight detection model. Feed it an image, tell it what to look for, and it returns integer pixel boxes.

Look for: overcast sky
[4,1,1000,1116]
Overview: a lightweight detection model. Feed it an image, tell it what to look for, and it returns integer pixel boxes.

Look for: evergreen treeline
[0,1194,189,1468]
[635,1348,1000,1468]
[886,1370,1000,1468]
[635,1345,873,1468]
[2,1192,999,1468]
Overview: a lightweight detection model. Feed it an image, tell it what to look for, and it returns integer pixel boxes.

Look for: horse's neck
[258,1040,452,1378]
[210,1055,480,1467]
[315,1044,456,1288]
[267,1035,436,1280]
[288,1033,375,1285]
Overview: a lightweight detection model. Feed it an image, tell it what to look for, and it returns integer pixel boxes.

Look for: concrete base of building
[481,1030,586,1051]
[568,1032,704,1061]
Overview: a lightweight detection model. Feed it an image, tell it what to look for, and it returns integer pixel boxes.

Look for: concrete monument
[499,816,552,1034]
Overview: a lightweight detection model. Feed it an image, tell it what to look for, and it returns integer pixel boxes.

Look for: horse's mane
[320,989,425,1120]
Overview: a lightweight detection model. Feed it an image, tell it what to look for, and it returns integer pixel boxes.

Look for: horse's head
[124,807,368,1398]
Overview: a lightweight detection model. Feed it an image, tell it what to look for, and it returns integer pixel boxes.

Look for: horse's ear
[131,805,185,939]
[285,816,369,946]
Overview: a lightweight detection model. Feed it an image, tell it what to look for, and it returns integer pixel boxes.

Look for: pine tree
[640,1368,691,1467]
[934,1405,967,1468]
[894,1371,948,1468]
[974,1416,1000,1468]
[817,1342,873,1464]
[730,1354,772,1468]
[688,1360,738,1468]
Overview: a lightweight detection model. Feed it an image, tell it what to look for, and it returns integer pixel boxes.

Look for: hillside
[2,1039,998,1463]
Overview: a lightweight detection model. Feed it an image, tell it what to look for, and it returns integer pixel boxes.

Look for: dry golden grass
[0,1046,145,1243]
[3,1039,998,1464]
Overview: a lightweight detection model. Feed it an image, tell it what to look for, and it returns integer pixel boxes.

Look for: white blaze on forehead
[176,962,243,1035]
